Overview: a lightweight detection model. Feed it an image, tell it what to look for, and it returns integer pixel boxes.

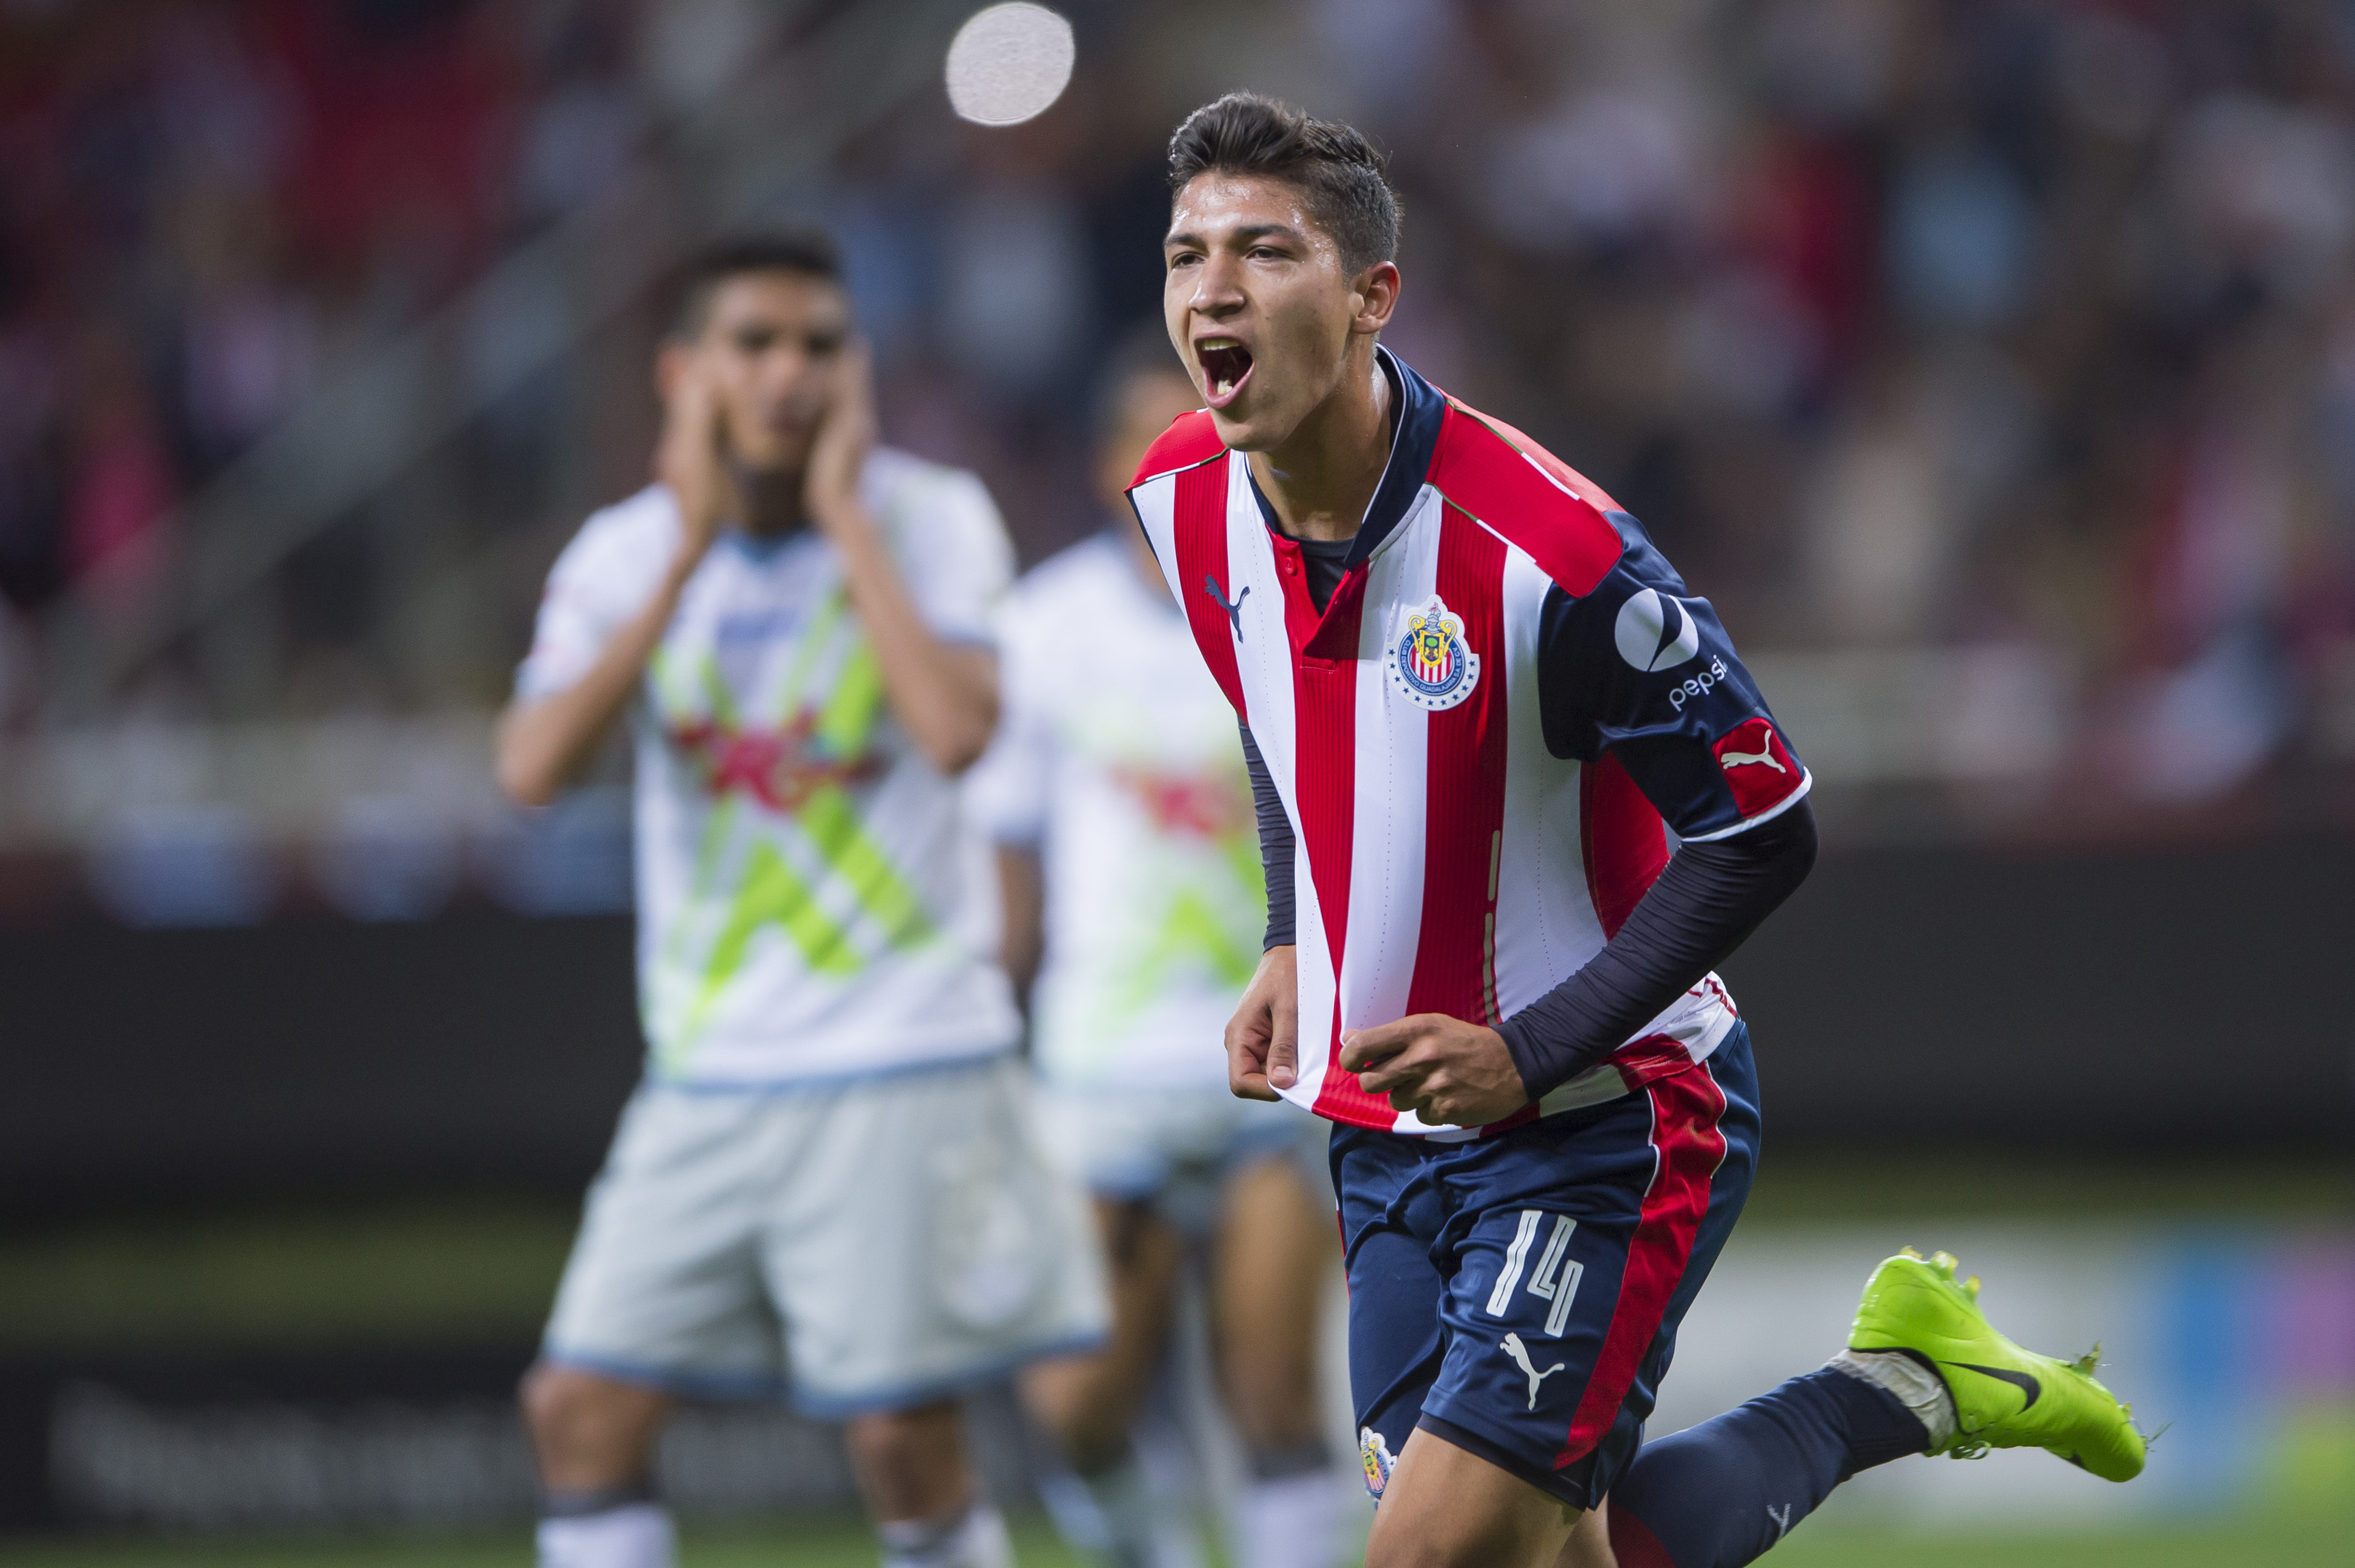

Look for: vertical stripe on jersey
[1297,564,1374,1125]
[1170,459,1248,718]
[1490,547,1607,1019]
[1194,467,1332,1115]
[1555,1058,1731,1467]
[1402,503,1510,1031]
[1330,497,1439,1129]
[1579,753,1669,939]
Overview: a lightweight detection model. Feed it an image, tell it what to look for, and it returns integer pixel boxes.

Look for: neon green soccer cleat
[1847,1248,2146,1482]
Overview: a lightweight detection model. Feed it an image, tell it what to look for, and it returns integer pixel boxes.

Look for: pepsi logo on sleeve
[1711,717,1801,817]
[1386,594,1481,711]
[1614,588,1703,672]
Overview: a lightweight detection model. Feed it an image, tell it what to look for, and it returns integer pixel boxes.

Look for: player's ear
[1352,261,1401,337]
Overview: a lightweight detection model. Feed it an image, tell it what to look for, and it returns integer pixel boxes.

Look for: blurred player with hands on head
[1130,95,2145,1568]
[967,330,1348,1568]
[499,230,1105,1568]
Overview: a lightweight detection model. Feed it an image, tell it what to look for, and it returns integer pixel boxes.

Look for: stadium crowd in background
[0,5,2347,1563]
[1,0,2352,858]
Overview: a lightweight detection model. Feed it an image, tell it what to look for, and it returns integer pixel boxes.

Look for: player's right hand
[1225,944,1298,1102]
[655,356,731,574]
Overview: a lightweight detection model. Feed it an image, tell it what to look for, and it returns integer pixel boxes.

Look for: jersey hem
[1301,1017,1742,1141]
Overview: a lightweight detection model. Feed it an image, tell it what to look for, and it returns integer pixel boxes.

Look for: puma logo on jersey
[1719,735,1787,773]
[1202,575,1249,639]
[1711,717,1801,816]
[1500,1332,1567,1411]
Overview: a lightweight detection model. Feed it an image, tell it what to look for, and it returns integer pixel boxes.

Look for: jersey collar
[1244,343,1446,569]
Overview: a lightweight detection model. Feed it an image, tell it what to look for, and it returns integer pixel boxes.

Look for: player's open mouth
[1197,339,1253,409]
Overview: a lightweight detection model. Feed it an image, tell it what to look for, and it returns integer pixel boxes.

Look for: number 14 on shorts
[1487,1209,1584,1337]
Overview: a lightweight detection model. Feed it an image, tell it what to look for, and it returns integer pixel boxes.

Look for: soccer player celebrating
[1129,96,2144,1568]
[967,329,1348,1568]
[498,230,1105,1568]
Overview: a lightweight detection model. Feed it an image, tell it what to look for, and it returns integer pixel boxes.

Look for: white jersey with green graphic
[517,453,1021,1086]
[966,533,1265,1092]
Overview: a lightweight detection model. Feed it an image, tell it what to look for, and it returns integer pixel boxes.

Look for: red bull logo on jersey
[1386,594,1481,711]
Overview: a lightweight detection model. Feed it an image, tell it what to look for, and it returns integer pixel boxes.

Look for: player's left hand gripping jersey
[517,450,1021,1086]
[964,534,1266,1092]
[1127,349,1810,1136]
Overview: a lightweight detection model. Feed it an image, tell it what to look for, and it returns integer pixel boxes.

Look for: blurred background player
[496,230,1106,1568]
[966,327,1348,1568]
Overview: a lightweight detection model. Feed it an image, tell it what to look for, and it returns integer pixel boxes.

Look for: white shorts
[543,1056,1109,1416]
[1037,1082,1329,1234]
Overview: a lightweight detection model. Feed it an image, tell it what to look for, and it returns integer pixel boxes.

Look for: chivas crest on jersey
[1386,594,1480,711]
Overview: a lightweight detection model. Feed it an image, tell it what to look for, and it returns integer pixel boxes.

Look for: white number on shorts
[1486,1209,1581,1335]
[1526,1216,1583,1336]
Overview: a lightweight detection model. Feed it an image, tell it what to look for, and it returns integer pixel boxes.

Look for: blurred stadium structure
[6,0,2355,889]
[1,0,2349,1555]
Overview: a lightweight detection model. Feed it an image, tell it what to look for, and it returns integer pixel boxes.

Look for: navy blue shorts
[1334,1024,1760,1510]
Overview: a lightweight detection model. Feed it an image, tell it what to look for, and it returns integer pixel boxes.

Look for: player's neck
[1248,348,1391,545]
[734,465,808,540]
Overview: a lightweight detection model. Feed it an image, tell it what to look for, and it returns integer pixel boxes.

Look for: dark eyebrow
[1163,223,1309,251]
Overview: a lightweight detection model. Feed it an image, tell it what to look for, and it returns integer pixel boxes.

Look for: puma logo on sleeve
[1718,740,1787,774]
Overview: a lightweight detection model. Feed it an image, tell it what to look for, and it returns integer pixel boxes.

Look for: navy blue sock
[1606,1368,1929,1568]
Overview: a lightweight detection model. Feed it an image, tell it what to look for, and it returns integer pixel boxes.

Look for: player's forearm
[821,500,999,773]
[1495,799,1818,1099]
[495,568,689,807]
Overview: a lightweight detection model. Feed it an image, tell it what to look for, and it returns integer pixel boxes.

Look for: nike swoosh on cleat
[1943,1361,2041,1408]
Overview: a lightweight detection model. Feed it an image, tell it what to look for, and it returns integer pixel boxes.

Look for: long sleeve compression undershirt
[1239,722,1295,953]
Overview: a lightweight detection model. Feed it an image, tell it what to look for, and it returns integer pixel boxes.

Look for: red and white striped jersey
[1127,350,1809,1138]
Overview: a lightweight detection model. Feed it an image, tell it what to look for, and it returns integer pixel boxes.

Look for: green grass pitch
[2,1509,2349,1567]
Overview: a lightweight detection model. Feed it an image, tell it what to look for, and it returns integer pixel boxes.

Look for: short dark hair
[671,227,843,339]
[1166,93,1399,275]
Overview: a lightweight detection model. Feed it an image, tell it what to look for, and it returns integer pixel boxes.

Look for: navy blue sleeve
[1490,512,1817,1102]
[1537,513,1809,841]
[1239,723,1295,949]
